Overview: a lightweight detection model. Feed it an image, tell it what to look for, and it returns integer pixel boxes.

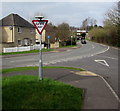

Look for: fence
[3,44,44,53]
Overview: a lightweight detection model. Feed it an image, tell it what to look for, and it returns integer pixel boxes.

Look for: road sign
[32,20,48,34]
[48,36,50,39]
[32,19,48,81]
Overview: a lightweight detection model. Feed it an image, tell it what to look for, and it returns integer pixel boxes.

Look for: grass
[2,66,85,74]
[2,75,84,110]
[1,48,54,55]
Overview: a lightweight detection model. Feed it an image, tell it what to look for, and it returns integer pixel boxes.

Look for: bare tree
[81,18,89,30]
[45,23,56,43]
[56,23,71,42]
[104,1,120,26]
[90,18,97,26]
[81,17,97,31]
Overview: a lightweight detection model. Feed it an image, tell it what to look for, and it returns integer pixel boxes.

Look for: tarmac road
[2,41,110,68]
[2,41,119,97]
[51,46,119,95]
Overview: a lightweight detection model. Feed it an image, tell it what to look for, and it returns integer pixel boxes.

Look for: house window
[35,39,39,44]
[18,27,22,33]
[30,40,33,45]
[18,40,22,46]
[24,38,29,46]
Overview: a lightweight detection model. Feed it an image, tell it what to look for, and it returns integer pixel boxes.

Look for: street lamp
[35,15,44,80]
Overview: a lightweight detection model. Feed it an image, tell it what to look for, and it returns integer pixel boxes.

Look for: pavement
[3,68,120,110]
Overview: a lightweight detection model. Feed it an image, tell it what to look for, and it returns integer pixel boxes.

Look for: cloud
[1,2,115,26]
[2,0,117,2]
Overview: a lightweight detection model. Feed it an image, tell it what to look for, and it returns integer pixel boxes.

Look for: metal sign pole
[39,34,43,80]
[48,38,50,49]
[71,36,72,46]
[47,36,50,49]
[32,19,48,81]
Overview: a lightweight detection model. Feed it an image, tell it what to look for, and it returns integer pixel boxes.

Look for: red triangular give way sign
[32,20,48,34]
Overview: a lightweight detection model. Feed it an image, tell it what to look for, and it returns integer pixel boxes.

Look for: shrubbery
[88,1,120,47]
[60,37,76,47]
[88,26,119,47]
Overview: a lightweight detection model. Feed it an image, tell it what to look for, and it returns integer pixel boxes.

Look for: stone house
[0,13,36,50]
[35,29,46,44]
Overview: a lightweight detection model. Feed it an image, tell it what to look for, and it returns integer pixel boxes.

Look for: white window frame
[24,38,29,46]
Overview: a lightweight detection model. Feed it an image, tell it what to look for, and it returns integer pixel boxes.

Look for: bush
[88,26,119,47]
[59,41,66,47]
[66,38,76,46]
[60,38,76,46]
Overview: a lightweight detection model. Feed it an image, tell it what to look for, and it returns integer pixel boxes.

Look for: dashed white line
[98,56,118,60]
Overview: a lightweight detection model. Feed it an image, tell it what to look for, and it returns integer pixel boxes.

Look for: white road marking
[94,60,109,67]
[98,75,120,103]
[92,45,95,49]
[67,50,72,52]
[8,43,110,65]
[23,43,111,67]
[95,46,110,55]
[10,59,37,63]
[71,69,120,103]
[97,56,118,60]
[10,61,15,63]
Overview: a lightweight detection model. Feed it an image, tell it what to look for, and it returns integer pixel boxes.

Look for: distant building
[76,30,86,36]
[0,13,36,50]
[76,30,86,40]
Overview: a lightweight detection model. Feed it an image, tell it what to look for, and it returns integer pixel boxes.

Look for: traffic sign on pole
[32,20,48,34]
[48,36,50,39]
[47,36,50,49]
[32,19,48,81]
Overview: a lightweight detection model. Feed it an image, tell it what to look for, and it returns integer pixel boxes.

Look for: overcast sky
[1,1,117,27]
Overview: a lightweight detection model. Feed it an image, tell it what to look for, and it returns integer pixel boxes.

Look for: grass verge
[3,75,84,110]
[1,48,54,55]
[2,66,85,74]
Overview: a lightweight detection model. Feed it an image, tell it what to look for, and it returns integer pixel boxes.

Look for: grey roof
[0,13,34,28]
